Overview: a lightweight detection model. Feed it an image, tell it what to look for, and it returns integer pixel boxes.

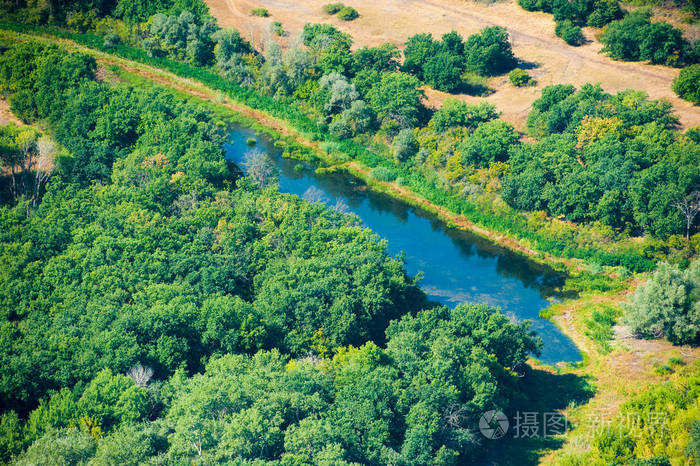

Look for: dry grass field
[207,0,699,130]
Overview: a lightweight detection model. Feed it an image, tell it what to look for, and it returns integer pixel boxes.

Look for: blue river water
[224,126,581,364]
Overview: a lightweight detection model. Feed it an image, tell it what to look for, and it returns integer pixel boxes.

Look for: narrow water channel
[224,126,582,364]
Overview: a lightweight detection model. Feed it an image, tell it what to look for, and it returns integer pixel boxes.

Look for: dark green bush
[600,9,694,65]
[672,64,700,104]
[370,166,397,182]
[555,20,585,45]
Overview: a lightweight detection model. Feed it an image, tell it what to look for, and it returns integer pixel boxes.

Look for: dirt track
[207,0,699,130]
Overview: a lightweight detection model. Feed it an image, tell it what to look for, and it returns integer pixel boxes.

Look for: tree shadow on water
[481,367,595,465]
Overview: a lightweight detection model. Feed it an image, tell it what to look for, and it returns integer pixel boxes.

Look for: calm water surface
[224,126,581,364]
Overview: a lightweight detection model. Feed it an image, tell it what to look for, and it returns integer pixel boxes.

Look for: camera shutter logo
[479,410,509,439]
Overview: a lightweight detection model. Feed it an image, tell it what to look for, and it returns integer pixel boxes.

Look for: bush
[600,9,692,65]
[271,21,284,36]
[463,26,517,76]
[370,166,397,182]
[323,3,345,14]
[624,261,700,345]
[509,68,533,86]
[250,8,270,17]
[424,52,465,92]
[672,64,700,104]
[555,20,584,46]
[337,6,359,21]
[392,129,418,163]
[103,32,120,48]
[518,0,622,28]
[587,0,624,28]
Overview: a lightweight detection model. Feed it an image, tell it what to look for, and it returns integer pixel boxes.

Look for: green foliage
[271,21,284,36]
[337,6,359,21]
[402,28,514,90]
[518,0,623,30]
[250,8,270,17]
[352,43,400,75]
[303,23,353,51]
[329,100,375,138]
[463,26,517,76]
[370,165,397,181]
[9,302,535,463]
[366,72,425,129]
[590,369,700,464]
[402,32,439,80]
[323,3,345,14]
[672,64,700,104]
[13,428,96,466]
[423,51,465,92]
[509,67,534,86]
[624,261,700,345]
[458,119,519,167]
[555,20,585,45]
[430,99,499,132]
[504,84,697,238]
[392,128,418,163]
[0,41,422,419]
[600,9,695,66]
[583,303,621,353]
[143,11,217,66]
[0,411,25,462]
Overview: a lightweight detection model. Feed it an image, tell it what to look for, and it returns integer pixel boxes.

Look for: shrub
[672,64,700,104]
[323,3,345,14]
[337,6,359,21]
[271,21,284,36]
[587,0,624,28]
[250,8,270,17]
[583,304,621,353]
[624,261,700,345]
[103,32,120,48]
[509,68,533,86]
[463,26,517,76]
[600,10,692,65]
[392,129,418,163]
[370,166,397,182]
[424,52,465,92]
[555,20,584,46]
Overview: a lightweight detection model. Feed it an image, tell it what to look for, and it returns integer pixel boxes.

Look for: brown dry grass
[206,0,700,130]
[0,98,22,126]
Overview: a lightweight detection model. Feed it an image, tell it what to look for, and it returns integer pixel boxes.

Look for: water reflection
[224,126,581,364]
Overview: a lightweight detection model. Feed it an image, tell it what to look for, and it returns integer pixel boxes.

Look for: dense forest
[0,38,544,464]
[0,0,699,464]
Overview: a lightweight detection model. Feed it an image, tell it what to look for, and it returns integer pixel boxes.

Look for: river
[224,126,581,364]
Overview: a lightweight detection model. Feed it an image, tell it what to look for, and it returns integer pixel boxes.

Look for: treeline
[0,39,543,464]
[2,0,209,25]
